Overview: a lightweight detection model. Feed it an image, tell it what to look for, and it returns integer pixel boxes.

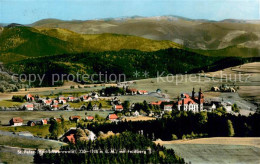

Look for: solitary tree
[99,103,102,110]
[227,119,235,137]
[87,102,93,110]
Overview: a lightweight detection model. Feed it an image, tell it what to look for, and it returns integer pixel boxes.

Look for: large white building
[176,88,204,113]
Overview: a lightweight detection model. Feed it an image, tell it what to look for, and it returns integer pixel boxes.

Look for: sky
[0,0,259,24]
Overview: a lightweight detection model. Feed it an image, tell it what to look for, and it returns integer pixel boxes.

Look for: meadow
[0,151,33,164]
[155,137,260,163]
[0,110,111,125]
[0,135,65,149]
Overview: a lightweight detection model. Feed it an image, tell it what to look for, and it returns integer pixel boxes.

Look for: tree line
[34,132,185,164]
[86,111,260,140]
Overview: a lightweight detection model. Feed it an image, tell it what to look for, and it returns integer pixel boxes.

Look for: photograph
[0,0,259,163]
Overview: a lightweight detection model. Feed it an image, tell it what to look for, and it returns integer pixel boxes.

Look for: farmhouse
[127,88,138,95]
[9,117,23,126]
[163,105,173,112]
[221,102,232,112]
[42,99,52,106]
[51,104,58,110]
[27,120,36,126]
[107,114,119,121]
[69,116,81,122]
[65,134,75,144]
[52,100,59,105]
[150,101,163,106]
[86,116,94,121]
[81,95,92,102]
[41,119,48,125]
[203,103,217,112]
[138,90,148,95]
[24,103,34,110]
[113,105,123,111]
[26,94,35,101]
[58,96,67,104]
[55,118,62,123]
[67,96,79,102]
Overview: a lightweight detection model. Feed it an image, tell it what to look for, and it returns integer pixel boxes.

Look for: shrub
[172,134,178,140]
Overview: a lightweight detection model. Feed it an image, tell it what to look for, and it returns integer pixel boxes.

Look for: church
[176,88,204,113]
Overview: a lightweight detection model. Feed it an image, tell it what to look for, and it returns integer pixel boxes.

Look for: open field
[123,116,156,122]
[156,137,260,164]
[0,100,24,107]
[0,83,116,101]
[0,150,33,164]
[155,137,260,148]
[68,99,112,109]
[0,134,65,149]
[0,111,111,125]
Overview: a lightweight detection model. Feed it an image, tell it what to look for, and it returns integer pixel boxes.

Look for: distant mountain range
[0,16,259,64]
[30,16,260,50]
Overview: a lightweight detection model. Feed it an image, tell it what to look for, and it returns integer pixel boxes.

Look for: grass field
[123,116,156,122]
[165,144,260,164]
[0,135,65,149]
[68,99,112,109]
[0,151,33,164]
[0,110,111,125]
[156,137,260,164]
[0,100,23,107]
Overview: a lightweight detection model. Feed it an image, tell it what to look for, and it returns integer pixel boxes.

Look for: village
[0,83,241,146]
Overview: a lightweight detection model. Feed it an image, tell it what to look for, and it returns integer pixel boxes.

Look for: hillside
[0,25,181,63]
[6,48,259,86]
[31,16,260,50]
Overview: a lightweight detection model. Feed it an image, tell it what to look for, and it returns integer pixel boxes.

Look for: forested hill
[6,48,259,86]
[0,25,181,63]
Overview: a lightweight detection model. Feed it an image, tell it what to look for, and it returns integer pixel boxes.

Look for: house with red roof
[81,95,92,102]
[41,119,48,125]
[53,100,59,105]
[65,134,75,144]
[9,117,23,126]
[150,101,163,106]
[55,118,62,123]
[26,94,35,102]
[58,96,67,104]
[107,114,119,121]
[24,103,34,111]
[127,88,138,95]
[138,90,148,95]
[42,99,52,106]
[113,105,123,112]
[51,104,58,110]
[86,116,94,121]
[67,96,76,102]
[69,116,81,122]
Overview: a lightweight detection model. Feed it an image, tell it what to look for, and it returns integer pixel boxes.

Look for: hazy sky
[0,0,259,24]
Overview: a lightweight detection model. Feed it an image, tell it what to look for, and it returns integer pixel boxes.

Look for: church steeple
[192,87,195,99]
